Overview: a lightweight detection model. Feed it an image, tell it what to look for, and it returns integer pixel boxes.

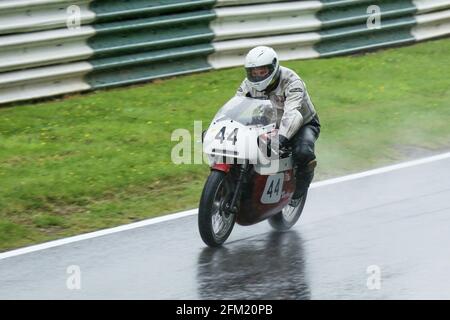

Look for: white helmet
[245,46,280,92]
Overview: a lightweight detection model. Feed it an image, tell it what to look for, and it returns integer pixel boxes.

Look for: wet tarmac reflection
[197,231,310,299]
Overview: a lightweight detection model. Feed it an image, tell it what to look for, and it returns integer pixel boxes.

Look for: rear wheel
[198,170,236,247]
[268,191,308,231]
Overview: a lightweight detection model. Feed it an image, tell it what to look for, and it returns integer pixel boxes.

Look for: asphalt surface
[1,156,449,299]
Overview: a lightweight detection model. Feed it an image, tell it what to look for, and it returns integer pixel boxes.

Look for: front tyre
[268,191,308,231]
[198,170,236,247]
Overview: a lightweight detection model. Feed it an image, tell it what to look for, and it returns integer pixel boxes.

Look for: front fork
[212,160,249,215]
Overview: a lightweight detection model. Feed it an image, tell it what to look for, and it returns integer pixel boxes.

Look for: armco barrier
[0,0,94,35]
[0,0,217,104]
[0,0,449,105]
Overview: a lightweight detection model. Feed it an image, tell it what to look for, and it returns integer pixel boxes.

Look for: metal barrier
[0,0,217,104]
[0,0,94,35]
[0,0,449,105]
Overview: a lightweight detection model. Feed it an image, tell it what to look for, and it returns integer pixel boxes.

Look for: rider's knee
[293,143,316,167]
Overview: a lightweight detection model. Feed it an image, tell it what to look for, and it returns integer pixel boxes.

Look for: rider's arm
[235,80,250,97]
[278,80,305,140]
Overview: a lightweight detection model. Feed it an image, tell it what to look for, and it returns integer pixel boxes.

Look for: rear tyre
[268,191,308,231]
[198,170,236,247]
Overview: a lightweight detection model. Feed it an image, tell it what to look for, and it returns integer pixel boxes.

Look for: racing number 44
[215,126,238,145]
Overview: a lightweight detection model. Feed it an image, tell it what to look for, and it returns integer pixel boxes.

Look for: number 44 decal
[215,127,238,145]
[261,173,284,204]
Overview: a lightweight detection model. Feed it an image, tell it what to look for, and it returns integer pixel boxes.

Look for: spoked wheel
[198,170,236,247]
[268,191,308,231]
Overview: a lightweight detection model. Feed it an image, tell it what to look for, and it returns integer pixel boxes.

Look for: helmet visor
[246,64,275,83]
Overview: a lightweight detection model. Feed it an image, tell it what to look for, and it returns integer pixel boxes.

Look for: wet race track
[0,154,449,299]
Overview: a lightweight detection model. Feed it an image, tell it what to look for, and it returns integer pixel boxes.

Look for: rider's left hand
[269,133,289,153]
[278,135,289,149]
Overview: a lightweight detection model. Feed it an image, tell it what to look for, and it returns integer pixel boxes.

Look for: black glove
[269,134,289,154]
[278,135,289,149]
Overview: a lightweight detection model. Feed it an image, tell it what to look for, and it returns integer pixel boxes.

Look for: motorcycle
[198,96,308,247]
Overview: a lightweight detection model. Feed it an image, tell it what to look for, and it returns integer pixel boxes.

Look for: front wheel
[268,191,308,231]
[198,170,236,247]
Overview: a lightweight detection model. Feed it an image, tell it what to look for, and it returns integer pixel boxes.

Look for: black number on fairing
[267,180,274,197]
[227,128,238,145]
[215,126,226,143]
[215,127,238,145]
[274,179,280,196]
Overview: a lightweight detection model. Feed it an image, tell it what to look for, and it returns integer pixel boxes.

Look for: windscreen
[212,96,277,127]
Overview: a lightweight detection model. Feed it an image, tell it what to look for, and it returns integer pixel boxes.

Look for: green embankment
[0,39,449,251]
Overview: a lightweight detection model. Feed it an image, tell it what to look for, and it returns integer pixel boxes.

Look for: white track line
[0,209,197,261]
[311,151,450,188]
[1,151,449,261]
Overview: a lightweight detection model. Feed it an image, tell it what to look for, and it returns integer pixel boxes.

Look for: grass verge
[0,39,449,251]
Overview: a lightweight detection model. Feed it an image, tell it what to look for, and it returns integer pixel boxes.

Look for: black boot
[291,160,317,205]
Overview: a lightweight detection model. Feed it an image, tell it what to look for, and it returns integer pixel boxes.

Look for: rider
[235,46,320,204]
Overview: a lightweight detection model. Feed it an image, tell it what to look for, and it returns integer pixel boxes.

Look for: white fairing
[203,119,260,162]
[260,173,284,204]
[254,156,293,175]
[203,96,293,174]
